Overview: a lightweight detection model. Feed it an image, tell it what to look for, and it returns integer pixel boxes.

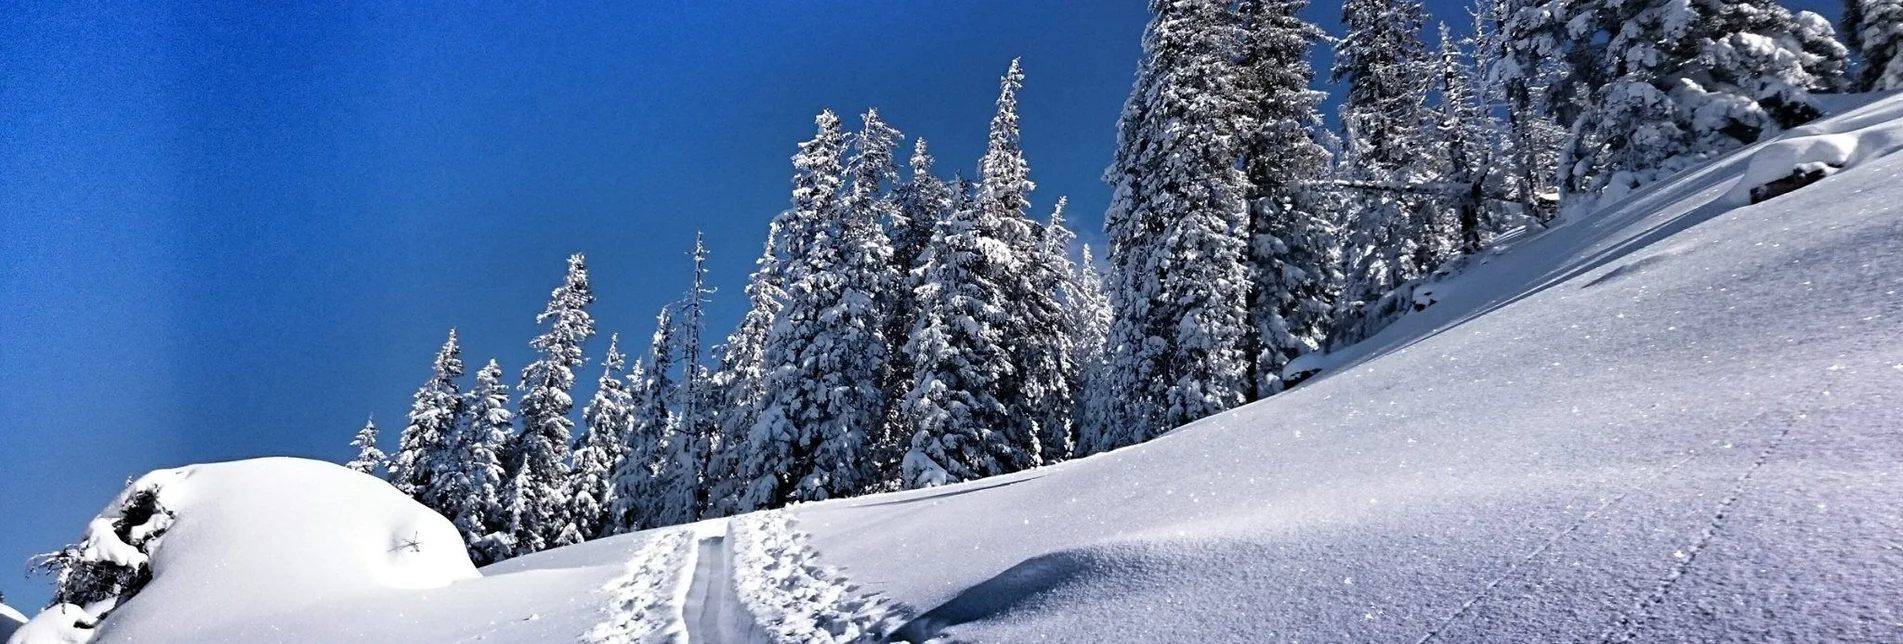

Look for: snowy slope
[794,92,1903,642]
[16,94,1903,644]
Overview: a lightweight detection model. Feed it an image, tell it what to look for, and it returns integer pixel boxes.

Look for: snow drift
[17,93,1903,643]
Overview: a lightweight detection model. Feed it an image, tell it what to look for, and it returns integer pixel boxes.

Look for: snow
[1723,93,1903,205]
[0,603,27,642]
[21,93,1903,643]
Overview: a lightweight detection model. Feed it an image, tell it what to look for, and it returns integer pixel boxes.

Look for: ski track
[589,513,902,644]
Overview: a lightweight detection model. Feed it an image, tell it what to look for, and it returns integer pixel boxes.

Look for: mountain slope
[15,93,1903,644]
[793,92,1903,642]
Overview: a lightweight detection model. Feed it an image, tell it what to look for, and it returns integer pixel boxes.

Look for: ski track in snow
[587,513,906,644]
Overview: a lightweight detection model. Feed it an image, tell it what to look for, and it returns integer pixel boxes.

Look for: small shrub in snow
[33,486,174,610]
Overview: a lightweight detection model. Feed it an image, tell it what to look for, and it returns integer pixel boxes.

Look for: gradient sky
[0,0,1839,609]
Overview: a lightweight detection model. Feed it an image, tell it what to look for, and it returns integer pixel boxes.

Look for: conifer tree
[345,416,386,475]
[1238,0,1340,395]
[703,223,787,518]
[880,138,955,482]
[1849,0,1903,89]
[670,235,718,520]
[900,176,1021,487]
[500,253,594,556]
[1068,245,1114,456]
[985,61,1071,468]
[564,335,632,543]
[390,330,465,515]
[1540,0,1849,195]
[1031,197,1079,462]
[613,308,676,531]
[743,109,896,508]
[453,359,513,565]
[1103,0,1256,446]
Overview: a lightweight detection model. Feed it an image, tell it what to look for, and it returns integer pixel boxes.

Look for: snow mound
[1725,93,1903,205]
[6,606,93,644]
[27,458,478,643]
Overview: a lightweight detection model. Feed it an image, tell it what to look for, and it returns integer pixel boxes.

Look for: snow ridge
[727,512,909,644]
[586,529,696,644]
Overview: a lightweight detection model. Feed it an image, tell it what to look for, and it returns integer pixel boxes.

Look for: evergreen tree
[1102,0,1256,447]
[1432,22,1498,255]
[900,175,1022,487]
[1067,245,1115,456]
[743,109,896,508]
[980,60,1068,467]
[1332,0,1440,307]
[1545,0,1848,195]
[1030,196,1079,462]
[344,415,386,475]
[1238,0,1340,395]
[500,253,595,556]
[390,329,465,515]
[564,335,632,544]
[880,138,955,483]
[612,308,676,532]
[670,235,718,521]
[704,222,788,518]
[1849,0,1903,89]
[452,358,513,565]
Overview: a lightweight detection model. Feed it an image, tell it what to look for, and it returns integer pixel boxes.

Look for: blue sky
[0,0,1839,609]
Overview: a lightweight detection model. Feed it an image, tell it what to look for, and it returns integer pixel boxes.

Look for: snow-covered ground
[13,93,1903,643]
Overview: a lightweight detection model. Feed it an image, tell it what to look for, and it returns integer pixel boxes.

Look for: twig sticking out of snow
[728,512,911,644]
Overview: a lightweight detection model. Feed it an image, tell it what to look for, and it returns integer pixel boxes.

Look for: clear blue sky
[0,0,1838,609]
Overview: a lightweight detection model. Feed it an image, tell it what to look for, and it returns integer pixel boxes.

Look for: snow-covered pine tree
[1067,244,1114,456]
[1102,0,1256,446]
[739,112,850,512]
[1432,21,1499,255]
[1030,196,1078,462]
[880,137,955,484]
[563,335,633,544]
[671,235,718,521]
[1554,0,1849,196]
[500,253,594,556]
[743,109,898,508]
[612,308,676,531]
[1237,0,1340,395]
[1491,0,1572,223]
[1848,0,1903,89]
[390,329,465,516]
[900,174,1022,488]
[977,60,1065,467]
[345,416,386,475]
[703,222,788,519]
[452,358,513,565]
[1332,0,1441,308]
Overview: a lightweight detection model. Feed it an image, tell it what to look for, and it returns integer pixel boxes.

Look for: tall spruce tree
[453,359,513,565]
[672,235,718,520]
[1238,0,1340,395]
[1332,0,1439,307]
[1068,245,1114,456]
[880,138,955,483]
[500,253,594,556]
[390,329,465,515]
[900,175,1022,487]
[613,308,677,531]
[564,335,632,544]
[1032,196,1079,462]
[743,109,896,508]
[345,416,386,475]
[703,222,788,518]
[1102,0,1256,446]
[979,60,1064,467]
